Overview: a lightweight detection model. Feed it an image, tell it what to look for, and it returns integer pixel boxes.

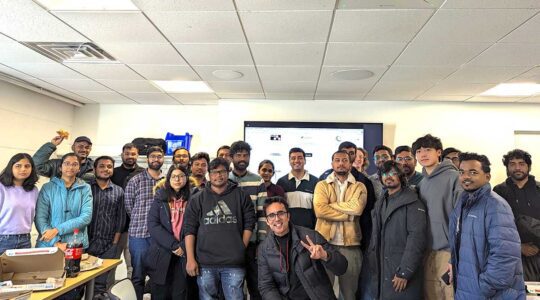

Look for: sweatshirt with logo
[184,180,256,267]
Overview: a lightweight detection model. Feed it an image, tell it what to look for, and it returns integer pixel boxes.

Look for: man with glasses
[395,145,423,187]
[258,196,347,300]
[33,134,95,183]
[125,146,165,300]
[184,158,256,300]
[314,150,367,300]
[368,145,394,202]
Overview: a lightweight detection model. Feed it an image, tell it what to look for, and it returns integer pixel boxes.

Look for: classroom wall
[0,80,75,172]
[76,99,540,185]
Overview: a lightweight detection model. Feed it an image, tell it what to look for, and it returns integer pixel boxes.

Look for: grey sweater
[418,159,462,251]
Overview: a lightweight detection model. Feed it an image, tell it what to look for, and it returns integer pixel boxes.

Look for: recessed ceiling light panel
[152,80,214,93]
[331,69,374,81]
[480,83,540,97]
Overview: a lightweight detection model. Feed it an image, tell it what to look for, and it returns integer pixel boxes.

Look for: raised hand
[51,135,64,146]
[300,235,328,261]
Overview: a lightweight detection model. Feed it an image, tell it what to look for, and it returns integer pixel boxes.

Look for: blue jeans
[129,236,151,300]
[197,267,245,300]
[0,234,31,255]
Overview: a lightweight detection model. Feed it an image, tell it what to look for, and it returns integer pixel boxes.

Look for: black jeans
[152,255,194,300]
[245,242,261,300]
[93,244,118,295]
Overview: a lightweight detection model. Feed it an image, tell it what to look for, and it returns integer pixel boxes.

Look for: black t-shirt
[275,232,310,300]
[510,179,540,220]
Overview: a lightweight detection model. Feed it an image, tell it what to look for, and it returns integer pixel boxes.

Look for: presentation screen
[244,121,382,180]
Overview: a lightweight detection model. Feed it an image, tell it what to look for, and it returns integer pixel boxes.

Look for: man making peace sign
[257,196,348,300]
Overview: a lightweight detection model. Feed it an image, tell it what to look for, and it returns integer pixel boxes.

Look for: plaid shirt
[125,170,162,238]
[88,180,125,255]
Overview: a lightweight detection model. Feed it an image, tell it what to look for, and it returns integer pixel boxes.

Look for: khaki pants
[424,250,454,300]
[327,246,362,300]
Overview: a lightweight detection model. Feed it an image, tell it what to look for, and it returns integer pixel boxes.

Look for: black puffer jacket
[258,223,347,300]
[367,187,427,300]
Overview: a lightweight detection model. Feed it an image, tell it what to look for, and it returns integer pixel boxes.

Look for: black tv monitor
[244,121,383,179]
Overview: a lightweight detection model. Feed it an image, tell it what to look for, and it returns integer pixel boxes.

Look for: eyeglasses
[209,169,228,176]
[381,170,398,177]
[266,211,288,220]
[149,155,164,160]
[395,156,414,162]
[374,154,391,161]
[174,154,189,159]
[62,162,79,168]
[171,174,186,181]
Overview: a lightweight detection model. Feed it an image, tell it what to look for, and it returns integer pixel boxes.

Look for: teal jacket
[35,177,93,248]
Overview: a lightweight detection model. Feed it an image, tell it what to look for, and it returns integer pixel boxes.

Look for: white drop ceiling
[0,0,539,105]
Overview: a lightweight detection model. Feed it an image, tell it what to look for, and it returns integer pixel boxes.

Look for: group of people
[0,132,538,300]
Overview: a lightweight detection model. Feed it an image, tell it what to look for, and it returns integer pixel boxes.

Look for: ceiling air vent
[21,42,118,64]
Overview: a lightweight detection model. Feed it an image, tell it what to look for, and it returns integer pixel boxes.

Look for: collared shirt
[125,169,163,238]
[277,171,319,229]
[88,180,125,255]
[229,170,267,242]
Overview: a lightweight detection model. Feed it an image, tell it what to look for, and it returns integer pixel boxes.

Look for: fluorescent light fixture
[152,81,214,93]
[480,83,540,97]
[35,0,139,11]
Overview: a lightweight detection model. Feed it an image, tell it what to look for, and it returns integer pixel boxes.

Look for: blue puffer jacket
[449,184,525,300]
[35,177,93,248]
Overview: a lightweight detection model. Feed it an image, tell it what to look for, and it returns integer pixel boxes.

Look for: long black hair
[0,153,38,192]
[162,164,191,202]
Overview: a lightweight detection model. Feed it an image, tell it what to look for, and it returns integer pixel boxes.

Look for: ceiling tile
[145,11,245,43]
[174,43,253,65]
[330,10,433,43]
[206,81,263,93]
[442,0,540,9]
[466,96,523,103]
[25,78,97,103]
[338,0,444,9]
[369,80,435,95]
[240,11,333,43]
[519,96,540,103]
[395,42,490,66]
[468,43,540,66]
[218,93,265,99]
[6,63,87,79]
[414,9,536,43]
[176,99,219,105]
[258,66,321,82]
[319,65,387,82]
[168,93,220,104]
[314,93,365,100]
[98,80,162,92]
[501,13,540,43]
[129,64,200,81]
[99,42,187,65]
[363,93,416,101]
[236,0,336,10]
[509,67,540,82]
[262,81,317,93]
[73,91,136,104]
[266,93,314,100]
[122,92,180,104]
[425,82,496,95]
[0,0,88,42]
[132,0,235,11]
[251,43,325,65]
[194,65,259,81]
[316,80,376,94]
[0,42,55,64]
[444,66,529,83]
[52,11,166,43]
[44,78,110,91]
[415,94,470,101]
[0,63,35,80]
[381,66,456,82]
[64,63,143,80]
[325,42,406,66]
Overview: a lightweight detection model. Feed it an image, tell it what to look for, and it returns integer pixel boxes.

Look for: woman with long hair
[147,164,197,299]
[0,153,39,254]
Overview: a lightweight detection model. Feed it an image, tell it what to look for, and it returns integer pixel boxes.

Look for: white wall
[77,99,540,185]
[0,80,75,169]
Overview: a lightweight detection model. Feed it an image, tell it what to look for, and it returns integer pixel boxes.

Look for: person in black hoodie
[146,164,197,300]
[184,158,256,300]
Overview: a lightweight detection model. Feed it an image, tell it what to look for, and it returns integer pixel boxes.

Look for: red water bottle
[64,228,83,278]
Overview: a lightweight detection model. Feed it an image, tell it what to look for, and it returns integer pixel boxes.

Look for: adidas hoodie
[184,180,256,267]
[417,159,462,251]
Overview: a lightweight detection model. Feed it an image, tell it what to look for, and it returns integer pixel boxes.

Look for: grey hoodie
[418,159,462,251]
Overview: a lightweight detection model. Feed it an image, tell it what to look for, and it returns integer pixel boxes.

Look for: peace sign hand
[300,235,328,261]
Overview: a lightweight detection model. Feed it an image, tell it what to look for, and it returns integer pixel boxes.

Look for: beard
[96,174,111,180]
[335,170,348,176]
[123,159,136,168]
[148,161,163,171]
[510,170,528,181]
[233,161,248,171]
